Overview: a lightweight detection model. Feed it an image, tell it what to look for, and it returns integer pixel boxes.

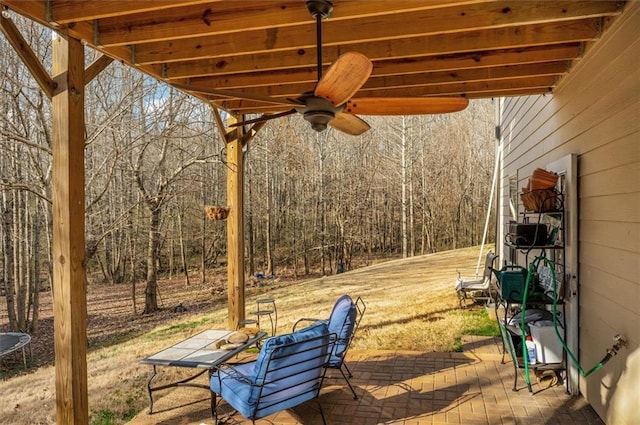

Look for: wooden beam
[359,75,558,97]
[2,1,133,59]
[225,114,245,330]
[370,44,582,77]
[241,121,268,146]
[153,19,599,78]
[51,33,88,425]
[95,0,308,47]
[84,54,114,85]
[195,61,566,101]
[210,106,235,144]
[94,0,491,47]
[47,0,220,25]
[178,44,580,93]
[0,13,54,99]
[361,61,569,91]
[131,1,621,64]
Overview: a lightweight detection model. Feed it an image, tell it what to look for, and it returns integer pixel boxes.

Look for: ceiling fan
[177,0,469,136]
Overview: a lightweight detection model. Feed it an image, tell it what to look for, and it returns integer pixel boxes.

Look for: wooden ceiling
[0,0,627,115]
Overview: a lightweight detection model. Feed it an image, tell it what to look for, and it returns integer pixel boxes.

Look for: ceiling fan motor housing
[296,94,344,132]
[303,110,334,132]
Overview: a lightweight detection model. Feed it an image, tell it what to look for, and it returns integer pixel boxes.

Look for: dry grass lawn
[0,245,496,425]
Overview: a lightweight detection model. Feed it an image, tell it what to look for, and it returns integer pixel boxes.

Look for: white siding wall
[496,2,639,423]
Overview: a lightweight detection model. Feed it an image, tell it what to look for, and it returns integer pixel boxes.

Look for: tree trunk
[409,172,415,257]
[265,142,274,276]
[246,145,255,277]
[15,190,27,330]
[168,228,174,280]
[318,133,327,275]
[200,182,207,284]
[2,193,17,330]
[302,214,310,275]
[401,116,408,258]
[129,233,137,315]
[178,210,190,286]
[143,205,161,314]
[30,205,41,333]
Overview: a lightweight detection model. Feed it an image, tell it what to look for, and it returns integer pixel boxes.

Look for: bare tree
[1,16,496,330]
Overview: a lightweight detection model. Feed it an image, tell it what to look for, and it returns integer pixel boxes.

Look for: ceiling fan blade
[344,97,469,115]
[229,109,297,127]
[314,52,373,106]
[172,83,300,107]
[329,113,370,136]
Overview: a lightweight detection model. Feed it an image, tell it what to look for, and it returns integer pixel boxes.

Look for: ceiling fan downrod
[306,0,333,82]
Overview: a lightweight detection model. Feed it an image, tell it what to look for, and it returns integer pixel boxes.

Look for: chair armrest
[455,267,483,279]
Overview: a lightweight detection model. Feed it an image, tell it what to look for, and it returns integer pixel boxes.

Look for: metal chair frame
[294,295,366,399]
[455,251,498,307]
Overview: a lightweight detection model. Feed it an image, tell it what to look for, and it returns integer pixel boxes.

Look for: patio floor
[127,335,604,425]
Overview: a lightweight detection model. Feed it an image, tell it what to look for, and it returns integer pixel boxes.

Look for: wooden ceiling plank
[361,62,569,91]
[210,83,558,113]
[1,1,49,26]
[1,0,624,115]
[154,19,598,79]
[95,0,492,47]
[193,61,568,100]
[129,1,621,63]
[356,75,558,97]
[370,44,582,77]
[0,3,130,59]
[177,68,318,89]
[212,103,297,114]
[210,99,292,114]
[169,44,581,89]
[161,80,552,112]
[95,1,308,47]
[39,20,134,60]
[49,0,220,25]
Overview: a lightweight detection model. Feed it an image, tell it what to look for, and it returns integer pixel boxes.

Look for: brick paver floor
[127,336,603,425]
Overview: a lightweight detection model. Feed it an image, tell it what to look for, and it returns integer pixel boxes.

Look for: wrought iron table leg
[146,366,209,414]
[146,365,158,414]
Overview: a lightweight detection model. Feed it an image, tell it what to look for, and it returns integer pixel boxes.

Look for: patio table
[140,329,265,413]
[0,332,31,368]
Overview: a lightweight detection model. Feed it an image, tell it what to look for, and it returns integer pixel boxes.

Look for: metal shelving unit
[495,190,567,393]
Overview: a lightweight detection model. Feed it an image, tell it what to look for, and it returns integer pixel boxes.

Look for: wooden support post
[226,115,245,330]
[52,33,88,425]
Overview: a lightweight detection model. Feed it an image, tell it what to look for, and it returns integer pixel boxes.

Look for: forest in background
[0,18,496,333]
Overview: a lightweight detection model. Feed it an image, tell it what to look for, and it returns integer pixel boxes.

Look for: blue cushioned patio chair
[210,322,334,424]
[294,294,366,399]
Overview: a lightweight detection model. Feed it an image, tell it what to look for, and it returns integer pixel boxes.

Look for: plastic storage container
[492,265,531,302]
[529,321,563,364]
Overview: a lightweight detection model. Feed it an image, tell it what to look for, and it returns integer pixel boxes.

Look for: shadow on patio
[127,336,603,425]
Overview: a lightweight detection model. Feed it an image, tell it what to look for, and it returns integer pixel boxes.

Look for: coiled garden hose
[521,254,627,393]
